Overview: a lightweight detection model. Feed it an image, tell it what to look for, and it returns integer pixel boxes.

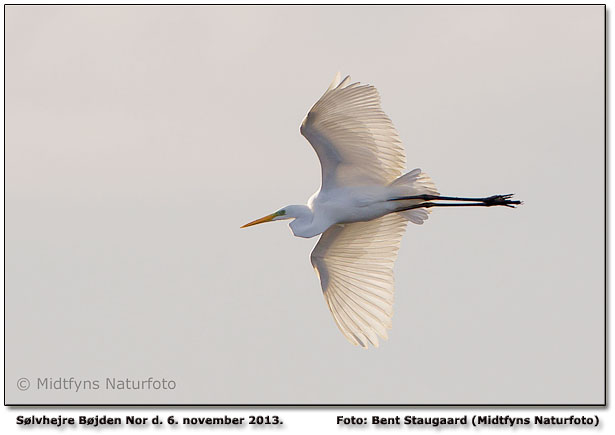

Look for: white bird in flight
[242,73,520,348]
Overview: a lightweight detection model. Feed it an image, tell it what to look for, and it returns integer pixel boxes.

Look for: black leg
[390,193,521,208]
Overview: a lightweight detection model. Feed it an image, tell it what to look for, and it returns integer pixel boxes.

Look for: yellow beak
[241,212,277,228]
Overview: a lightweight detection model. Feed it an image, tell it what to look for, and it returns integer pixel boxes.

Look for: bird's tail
[389,168,439,225]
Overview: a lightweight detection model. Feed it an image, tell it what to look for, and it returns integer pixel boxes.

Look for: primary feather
[310,213,407,348]
[300,73,407,189]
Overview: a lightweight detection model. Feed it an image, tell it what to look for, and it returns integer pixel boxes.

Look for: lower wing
[310,213,408,348]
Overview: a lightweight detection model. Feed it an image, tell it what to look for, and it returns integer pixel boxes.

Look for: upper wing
[300,73,406,190]
[310,213,408,348]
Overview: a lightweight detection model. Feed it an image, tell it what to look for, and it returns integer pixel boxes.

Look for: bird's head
[241,205,314,236]
[240,208,290,228]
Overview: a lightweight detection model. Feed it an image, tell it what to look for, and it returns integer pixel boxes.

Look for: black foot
[483,194,522,208]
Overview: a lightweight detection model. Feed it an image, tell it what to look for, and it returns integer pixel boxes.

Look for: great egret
[242,73,520,348]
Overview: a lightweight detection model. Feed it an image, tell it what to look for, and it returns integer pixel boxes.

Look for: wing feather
[310,213,407,348]
[300,74,406,189]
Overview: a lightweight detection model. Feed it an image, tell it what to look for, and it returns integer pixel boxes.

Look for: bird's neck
[285,205,320,238]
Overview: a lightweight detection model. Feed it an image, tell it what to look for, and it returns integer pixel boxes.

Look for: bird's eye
[277,210,286,216]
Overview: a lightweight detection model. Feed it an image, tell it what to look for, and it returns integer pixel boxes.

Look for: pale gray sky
[5,5,604,404]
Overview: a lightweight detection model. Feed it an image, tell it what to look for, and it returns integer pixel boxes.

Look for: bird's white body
[242,73,517,348]
[293,186,394,238]
[291,184,422,238]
